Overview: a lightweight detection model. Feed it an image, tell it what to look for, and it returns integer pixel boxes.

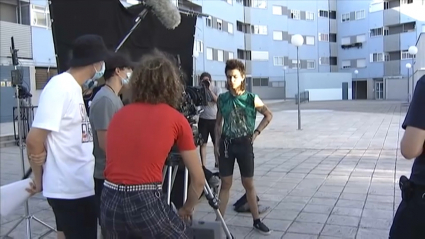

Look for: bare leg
[217,176,233,219]
[241,177,260,220]
[199,143,207,166]
[57,231,65,239]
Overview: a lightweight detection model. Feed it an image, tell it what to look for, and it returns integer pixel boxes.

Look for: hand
[29,151,47,166]
[178,206,193,222]
[251,131,259,143]
[26,179,42,196]
[214,145,220,157]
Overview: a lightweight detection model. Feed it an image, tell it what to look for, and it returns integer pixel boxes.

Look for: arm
[89,97,116,151]
[400,79,425,159]
[209,86,221,103]
[26,128,49,186]
[215,99,223,145]
[254,95,273,133]
[176,117,205,210]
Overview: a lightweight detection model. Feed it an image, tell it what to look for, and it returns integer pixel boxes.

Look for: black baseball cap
[69,34,110,67]
[103,52,135,79]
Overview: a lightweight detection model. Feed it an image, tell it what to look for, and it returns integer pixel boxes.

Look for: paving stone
[326,215,360,227]
[287,221,324,234]
[320,224,357,239]
[282,233,319,239]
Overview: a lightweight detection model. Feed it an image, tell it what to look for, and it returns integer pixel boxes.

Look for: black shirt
[402,76,425,185]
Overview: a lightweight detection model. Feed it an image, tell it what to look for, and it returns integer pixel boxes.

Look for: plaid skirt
[100,184,192,239]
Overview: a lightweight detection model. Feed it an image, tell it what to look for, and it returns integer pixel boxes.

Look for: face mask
[121,72,132,85]
[83,62,105,91]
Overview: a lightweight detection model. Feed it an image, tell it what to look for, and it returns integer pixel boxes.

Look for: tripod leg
[183,168,189,203]
[2,216,26,238]
[202,179,233,239]
[167,166,172,205]
[32,216,57,231]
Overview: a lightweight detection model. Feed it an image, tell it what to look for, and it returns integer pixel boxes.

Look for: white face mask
[121,72,132,85]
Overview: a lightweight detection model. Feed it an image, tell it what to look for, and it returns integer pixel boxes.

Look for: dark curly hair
[130,49,184,108]
[224,59,246,91]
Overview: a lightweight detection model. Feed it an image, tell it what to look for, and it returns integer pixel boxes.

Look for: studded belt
[104,180,162,192]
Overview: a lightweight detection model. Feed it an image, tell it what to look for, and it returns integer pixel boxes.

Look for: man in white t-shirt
[26,34,109,239]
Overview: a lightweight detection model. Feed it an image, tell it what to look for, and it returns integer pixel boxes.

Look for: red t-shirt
[104,103,196,185]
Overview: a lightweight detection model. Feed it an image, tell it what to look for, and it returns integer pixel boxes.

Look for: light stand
[115,5,149,52]
[291,34,303,130]
[3,37,56,239]
[353,69,358,100]
[193,50,199,87]
[408,46,418,101]
[406,63,411,103]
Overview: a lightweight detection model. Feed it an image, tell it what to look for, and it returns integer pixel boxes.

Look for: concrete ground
[0,100,411,238]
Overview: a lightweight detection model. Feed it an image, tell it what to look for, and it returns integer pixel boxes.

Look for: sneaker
[253,219,272,235]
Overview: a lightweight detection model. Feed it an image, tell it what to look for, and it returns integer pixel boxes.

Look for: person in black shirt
[389,76,425,239]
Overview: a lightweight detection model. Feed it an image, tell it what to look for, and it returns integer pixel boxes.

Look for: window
[251,51,269,61]
[401,50,416,59]
[252,25,267,35]
[341,37,350,45]
[370,2,384,12]
[307,60,315,69]
[341,60,351,69]
[355,10,365,20]
[319,57,329,65]
[319,10,329,18]
[370,53,390,62]
[357,59,366,68]
[31,5,50,28]
[206,48,213,60]
[217,19,223,30]
[273,56,284,66]
[273,31,283,40]
[306,36,315,45]
[237,49,251,60]
[370,27,383,37]
[329,33,337,43]
[272,6,282,15]
[253,78,269,87]
[319,33,329,41]
[252,0,267,8]
[356,34,366,43]
[306,12,314,20]
[228,52,234,59]
[228,23,234,34]
[194,40,203,53]
[341,13,350,22]
[401,0,413,4]
[292,59,300,69]
[35,67,58,90]
[290,10,300,20]
[217,50,224,62]
[384,1,390,9]
[206,17,212,27]
[384,27,389,35]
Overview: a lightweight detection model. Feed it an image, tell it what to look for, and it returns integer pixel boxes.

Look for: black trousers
[198,118,216,144]
[218,135,254,178]
[389,188,425,238]
[47,195,97,239]
[94,178,105,223]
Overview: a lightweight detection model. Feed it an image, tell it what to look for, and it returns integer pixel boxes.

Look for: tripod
[162,154,234,239]
[4,38,56,239]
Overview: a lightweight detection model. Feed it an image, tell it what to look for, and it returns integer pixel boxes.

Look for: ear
[114,67,120,75]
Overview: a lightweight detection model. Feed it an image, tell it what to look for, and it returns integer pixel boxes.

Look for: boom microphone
[145,0,181,29]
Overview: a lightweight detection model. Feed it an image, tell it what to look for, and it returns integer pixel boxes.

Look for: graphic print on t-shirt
[80,103,93,143]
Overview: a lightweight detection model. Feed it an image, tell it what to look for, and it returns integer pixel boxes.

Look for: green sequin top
[217,91,257,139]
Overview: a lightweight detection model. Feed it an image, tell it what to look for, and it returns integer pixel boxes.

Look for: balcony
[0,21,32,59]
[178,0,202,13]
[384,8,400,26]
[383,34,400,52]
[384,60,401,76]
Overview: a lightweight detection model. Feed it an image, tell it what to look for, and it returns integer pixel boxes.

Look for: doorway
[352,80,368,99]
[374,80,384,100]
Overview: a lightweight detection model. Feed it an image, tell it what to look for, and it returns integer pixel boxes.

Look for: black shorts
[47,195,97,239]
[198,118,216,144]
[218,135,254,178]
[389,189,425,238]
[94,178,105,223]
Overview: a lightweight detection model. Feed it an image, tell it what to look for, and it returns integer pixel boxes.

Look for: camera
[201,79,210,88]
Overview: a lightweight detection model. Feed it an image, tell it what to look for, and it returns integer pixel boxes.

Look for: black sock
[253,218,261,224]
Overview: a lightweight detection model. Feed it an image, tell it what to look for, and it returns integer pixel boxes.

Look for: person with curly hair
[100,49,205,238]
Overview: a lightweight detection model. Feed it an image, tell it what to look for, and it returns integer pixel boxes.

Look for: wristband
[254,129,261,135]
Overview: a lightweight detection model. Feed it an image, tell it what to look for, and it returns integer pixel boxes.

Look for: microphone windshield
[145,0,181,29]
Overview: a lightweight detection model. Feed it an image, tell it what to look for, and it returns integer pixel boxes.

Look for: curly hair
[224,59,246,91]
[130,49,184,108]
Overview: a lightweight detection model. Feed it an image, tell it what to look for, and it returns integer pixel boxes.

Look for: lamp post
[406,63,411,102]
[408,45,418,99]
[283,66,287,99]
[193,50,199,86]
[291,34,304,130]
[353,69,358,100]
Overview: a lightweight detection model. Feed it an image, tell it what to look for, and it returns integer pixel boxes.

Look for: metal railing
[295,91,309,105]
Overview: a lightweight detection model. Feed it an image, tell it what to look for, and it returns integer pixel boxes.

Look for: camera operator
[100,49,205,238]
[198,72,221,168]
[25,34,109,239]
[389,76,425,239]
[88,52,133,235]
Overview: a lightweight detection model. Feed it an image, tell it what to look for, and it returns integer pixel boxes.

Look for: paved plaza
[0,100,412,238]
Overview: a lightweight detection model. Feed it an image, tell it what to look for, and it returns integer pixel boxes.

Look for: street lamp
[353,69,358,100]
[283,66,287,99]
[291,34,303,130]
[406,63,412,102]
[408,46,418,98]
[193,50,199,86]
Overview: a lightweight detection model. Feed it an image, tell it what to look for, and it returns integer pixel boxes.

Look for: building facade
[1,0,424,122]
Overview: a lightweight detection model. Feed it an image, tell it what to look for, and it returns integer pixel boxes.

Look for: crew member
[26,34,109,239]
[100,49,205,238]
[215,59,273,235]
[389,76,425,239]
[198,72,221,168]
[89,52,133,234]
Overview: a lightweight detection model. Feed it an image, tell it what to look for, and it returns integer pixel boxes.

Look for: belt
[104,180,162,192]
[221,135,252,143]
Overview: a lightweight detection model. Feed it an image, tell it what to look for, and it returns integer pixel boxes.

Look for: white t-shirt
[32,72,95,199]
